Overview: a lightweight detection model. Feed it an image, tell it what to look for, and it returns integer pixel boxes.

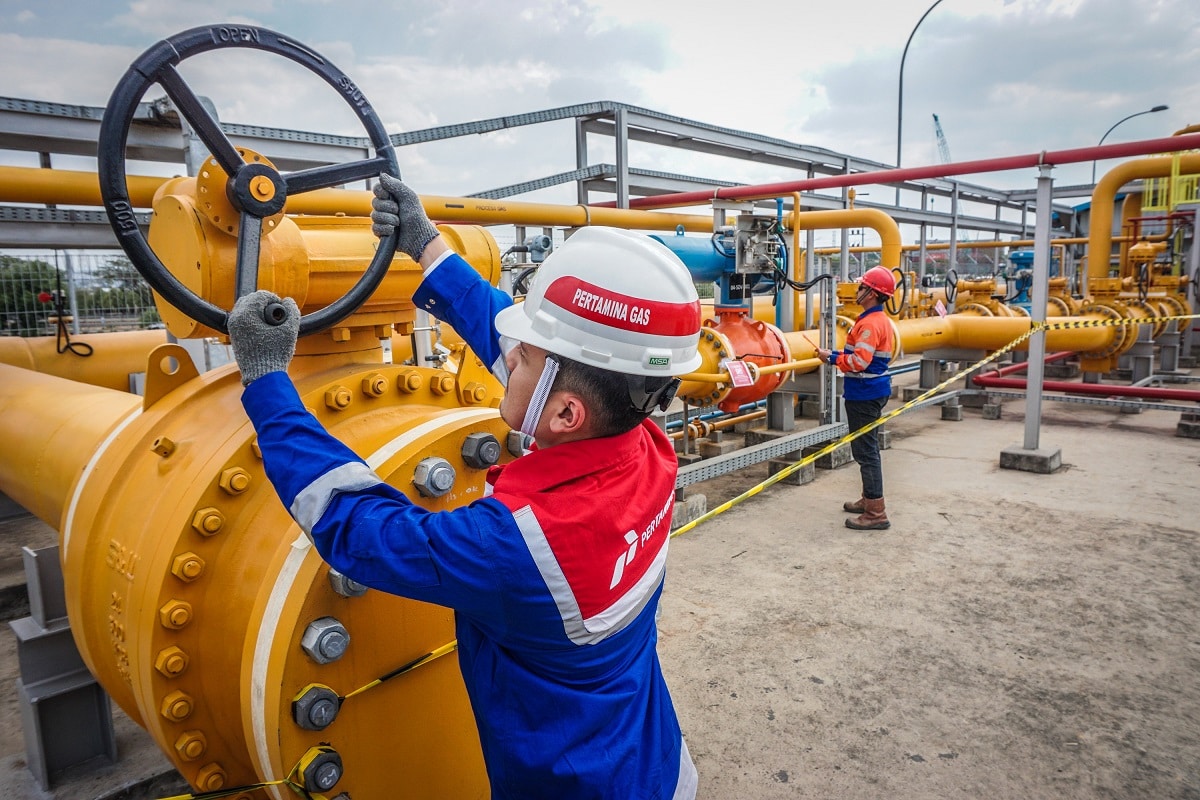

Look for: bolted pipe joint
[328,568,368,597]
[461,432,501,469]
[413,457,456,497]
[293,683,341,731]
[301,617,350,664]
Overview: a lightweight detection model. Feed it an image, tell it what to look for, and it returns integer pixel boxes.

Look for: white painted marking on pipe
[248,406,496,788]
[251,531,313,799]
[366,407,498,470]
[63,408,142,552]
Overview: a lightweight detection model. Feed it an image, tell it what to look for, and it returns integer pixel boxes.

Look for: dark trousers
[845,396,887,499]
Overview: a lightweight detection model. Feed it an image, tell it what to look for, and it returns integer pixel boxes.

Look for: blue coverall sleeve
[413,252,514,381]
[242,372,510,625]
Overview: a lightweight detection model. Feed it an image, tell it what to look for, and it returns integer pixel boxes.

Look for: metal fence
[0,250,159,337]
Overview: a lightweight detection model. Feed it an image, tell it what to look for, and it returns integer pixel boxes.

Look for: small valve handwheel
[97,25,400,335]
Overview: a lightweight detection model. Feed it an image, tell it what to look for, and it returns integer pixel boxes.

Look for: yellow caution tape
[671,312,1199,538]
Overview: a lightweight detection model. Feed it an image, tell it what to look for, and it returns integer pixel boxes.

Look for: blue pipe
[665,400,766,431]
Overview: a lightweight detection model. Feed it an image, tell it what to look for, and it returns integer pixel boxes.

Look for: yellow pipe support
[1089,152,1200,282]
[0,329,168,391]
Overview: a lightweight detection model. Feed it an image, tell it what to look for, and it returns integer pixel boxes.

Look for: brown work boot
[843,497,866,513]
[845,497,889,530]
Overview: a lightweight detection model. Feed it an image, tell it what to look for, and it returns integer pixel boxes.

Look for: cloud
[803,0,1199,186]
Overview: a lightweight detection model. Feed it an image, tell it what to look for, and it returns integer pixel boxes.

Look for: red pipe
[971,374,1200,402]
[982,351,1075,378]
[600,132,1200,210]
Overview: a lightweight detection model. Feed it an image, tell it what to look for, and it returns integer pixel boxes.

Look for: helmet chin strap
[519,354,560,438]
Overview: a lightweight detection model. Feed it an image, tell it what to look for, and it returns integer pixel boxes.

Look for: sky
[0,0,1196,214]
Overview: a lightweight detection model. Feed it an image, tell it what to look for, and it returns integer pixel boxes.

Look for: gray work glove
[371,173,440,261]
[227,290,300,386]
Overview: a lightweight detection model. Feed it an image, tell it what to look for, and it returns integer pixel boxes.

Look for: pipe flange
[1077,302,1129,358]
[195,150,286,238]
[954,302,995,317]
[1124,298,1163,339]
[1046,295,1073,318]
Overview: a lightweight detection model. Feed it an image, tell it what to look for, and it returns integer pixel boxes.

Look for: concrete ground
[1,373,1198,799]
[661,391,1200,799]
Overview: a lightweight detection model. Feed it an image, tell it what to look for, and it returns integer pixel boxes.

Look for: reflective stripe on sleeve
[290,461,384,535]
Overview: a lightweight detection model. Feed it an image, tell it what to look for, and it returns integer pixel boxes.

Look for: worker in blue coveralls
[815,265,896,530]
[226,173,701,800]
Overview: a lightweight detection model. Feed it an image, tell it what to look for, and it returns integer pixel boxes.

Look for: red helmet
[859,266,896,297]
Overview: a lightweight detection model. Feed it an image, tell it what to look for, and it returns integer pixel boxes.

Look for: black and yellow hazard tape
[340,640,458,702]
[671,312,1199,538]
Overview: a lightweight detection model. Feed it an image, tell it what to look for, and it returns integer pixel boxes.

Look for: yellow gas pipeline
[0,329,167,392]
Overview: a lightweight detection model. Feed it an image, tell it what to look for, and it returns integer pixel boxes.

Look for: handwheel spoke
[234,212,264,300]
[284,156,392,194]
[158,65,245,177]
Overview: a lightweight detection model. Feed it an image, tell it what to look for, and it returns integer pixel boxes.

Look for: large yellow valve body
[0,174,511,794]
[45,346,502,797]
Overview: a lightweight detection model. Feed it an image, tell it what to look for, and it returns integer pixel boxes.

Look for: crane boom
[933,113,952,164]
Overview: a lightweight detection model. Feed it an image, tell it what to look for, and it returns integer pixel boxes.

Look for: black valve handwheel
[944,268,959,304]
[885,266,909,317]
[98,25,400,335]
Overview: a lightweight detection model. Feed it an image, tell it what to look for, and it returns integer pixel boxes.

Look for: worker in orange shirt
[816,267,896,530]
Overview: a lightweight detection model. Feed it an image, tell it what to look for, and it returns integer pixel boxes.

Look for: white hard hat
[495,227,703,376]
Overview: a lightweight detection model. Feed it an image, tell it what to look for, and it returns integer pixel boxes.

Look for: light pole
[896,0,947,205]
[1090,104,1168,184]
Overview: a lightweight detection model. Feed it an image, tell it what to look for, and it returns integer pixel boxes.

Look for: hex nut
[506,430,533,457]
[301,749,344,793]
[362,373,388,397]
[155,645,190,678]
[398,370,423,393]
[461,433,502,469]
[219,467,250,495]
[431,374,455,395]
[159,600,193,629]
[174,730,207,761]
[325,386,352,410]
[152,436,177,458]
[171,552,205,583]
[413,457,456,497]
[293,684,341,731]
[328,569,367,598]
[191,507,224,536]
[463,381,487,404]
[301,617,350,664]
[195,763,227,792]
[160,689,194,721]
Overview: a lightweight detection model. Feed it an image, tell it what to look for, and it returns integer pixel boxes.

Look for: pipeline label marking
[671,313,1199,538]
